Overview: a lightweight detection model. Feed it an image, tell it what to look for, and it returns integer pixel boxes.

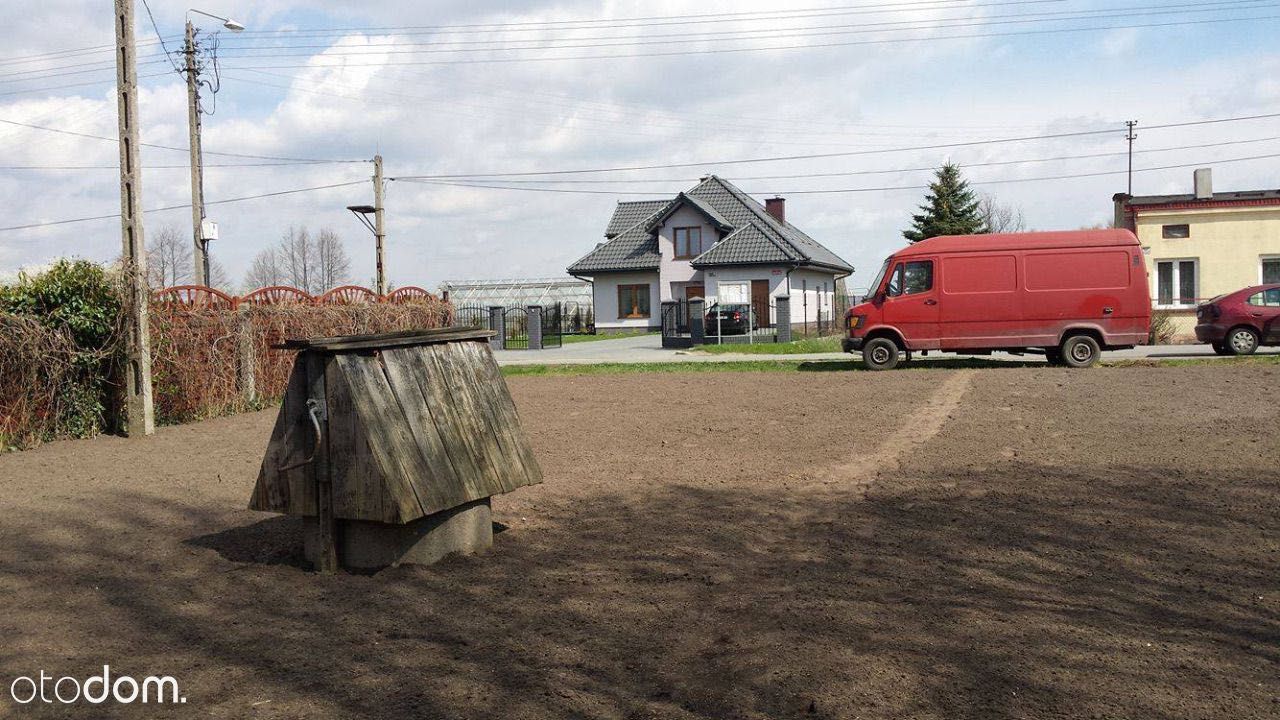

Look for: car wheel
[1211,342,1229,355]
[1045,348,1063,365]
[1059,334,1100,368]
[862,337,901,370]
[1225,326,1259,355]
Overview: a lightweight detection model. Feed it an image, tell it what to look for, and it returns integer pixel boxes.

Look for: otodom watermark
[8,666,186,705]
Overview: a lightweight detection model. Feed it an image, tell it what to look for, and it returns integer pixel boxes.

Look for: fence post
[776,295,792,343]
[236,307,257,404]
[689,298,705,345]
[488,306,505,351]
[527,305,543,350]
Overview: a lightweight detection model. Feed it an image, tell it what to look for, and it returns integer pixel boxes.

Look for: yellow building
[1114,168,1280,339]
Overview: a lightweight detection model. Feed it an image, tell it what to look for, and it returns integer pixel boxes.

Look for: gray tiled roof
[604,200,670,238]
[569,176,853,275]
[693,224,796,265]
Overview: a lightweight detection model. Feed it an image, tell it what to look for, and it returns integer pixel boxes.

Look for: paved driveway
[493,333,1280,365]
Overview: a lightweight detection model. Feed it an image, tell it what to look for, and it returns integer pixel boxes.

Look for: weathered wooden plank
[421,343,511,498]
[378,348,469,514]
[249,356,315,515]
[442,343,529,495]
[276,328,493,352]
[307,352,338,574]
[333,353,428,523]
[389,345,492,512]
[459,340,544,488]
[325,355,392,524]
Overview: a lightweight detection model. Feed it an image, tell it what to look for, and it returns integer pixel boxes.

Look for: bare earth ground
[0,365,1277,719]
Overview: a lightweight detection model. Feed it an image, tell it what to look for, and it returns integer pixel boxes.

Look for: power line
[0,117,371,162]
[212,1,1277,58]
[394,152,1280,196]
[0,159,376,170]
[226,0,1066,36]
[0,71,174,97]
[140,0,183,73]
[218,13,1280,68]
[0,180,368,234]
[391,112,1280,179]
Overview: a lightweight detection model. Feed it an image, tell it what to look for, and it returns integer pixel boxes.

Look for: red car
[1195,284,1280,355]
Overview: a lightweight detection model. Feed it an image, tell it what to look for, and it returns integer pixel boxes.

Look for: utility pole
[184,20,209,286]
[114,0,155,436]
[1125,120,1138,196]
[373,154,386,295]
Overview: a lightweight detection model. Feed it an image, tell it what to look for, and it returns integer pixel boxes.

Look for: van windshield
[863,258,891,300]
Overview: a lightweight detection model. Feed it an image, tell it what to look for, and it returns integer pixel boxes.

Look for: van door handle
[924,299,937,306]
[1102,307,1114,315]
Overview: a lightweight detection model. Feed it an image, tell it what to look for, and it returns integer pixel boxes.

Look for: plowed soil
[1,364,1277,719]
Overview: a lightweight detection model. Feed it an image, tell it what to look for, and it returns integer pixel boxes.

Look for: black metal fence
[454,304,489,329]
[560,301,594,335]
[542,303,563,349]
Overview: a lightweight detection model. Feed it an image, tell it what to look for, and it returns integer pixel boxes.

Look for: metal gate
[542,303,563,349]
[661,300,693,348]
[503,307,529,349]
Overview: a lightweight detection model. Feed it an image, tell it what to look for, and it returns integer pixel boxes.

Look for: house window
[1161,224,1190,239]
[887,260,934,297]
[673,227,704,259]
[1155,259,1197,306]
[1263,257,1280,284]
[617,284,650,318]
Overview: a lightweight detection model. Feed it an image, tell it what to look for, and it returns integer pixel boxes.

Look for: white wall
[657,205,716,300]
[702,266,838,325]
[592,272,661,329]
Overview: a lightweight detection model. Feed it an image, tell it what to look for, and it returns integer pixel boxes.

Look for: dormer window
[673,227,706,259]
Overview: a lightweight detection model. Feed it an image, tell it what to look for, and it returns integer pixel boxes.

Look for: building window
[1263,257,1280,284]
[673,227,704,259]
[1155,259,1197,306]
[887,260,934,297]
[617,284,650,318]
[1161,224,1190,239]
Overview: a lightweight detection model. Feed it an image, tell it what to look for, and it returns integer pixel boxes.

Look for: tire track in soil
[818,370,975,487]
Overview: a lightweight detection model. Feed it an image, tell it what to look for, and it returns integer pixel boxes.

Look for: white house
[567,175,854,332]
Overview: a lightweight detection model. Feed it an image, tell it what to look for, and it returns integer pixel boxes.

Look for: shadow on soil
[3,461,1278,719]
[796,357,1046,372]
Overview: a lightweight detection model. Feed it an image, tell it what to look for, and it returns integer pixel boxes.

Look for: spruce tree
[902,162,986,242]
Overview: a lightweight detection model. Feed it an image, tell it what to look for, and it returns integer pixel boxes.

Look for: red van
[843,229,1151,369]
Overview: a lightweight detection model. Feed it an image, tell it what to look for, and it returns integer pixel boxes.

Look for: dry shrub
[0,316,90,448]
[150,298,453,424]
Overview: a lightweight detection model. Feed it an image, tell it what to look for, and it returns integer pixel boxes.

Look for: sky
[0,0,1277,293]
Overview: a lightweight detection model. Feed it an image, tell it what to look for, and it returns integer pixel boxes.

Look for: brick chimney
[765,196,785,224]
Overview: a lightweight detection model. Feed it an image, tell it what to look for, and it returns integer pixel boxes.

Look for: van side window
[887,260,934,297]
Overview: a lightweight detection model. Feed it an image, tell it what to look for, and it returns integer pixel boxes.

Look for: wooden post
[305,351,338,573]
[236,308,256,404]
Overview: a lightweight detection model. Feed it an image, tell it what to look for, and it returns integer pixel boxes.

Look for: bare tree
[978,193,1026,234]
[146,225,190,289]
[278,226,317,293]
[243,247,286,291]
[315,227,353,292]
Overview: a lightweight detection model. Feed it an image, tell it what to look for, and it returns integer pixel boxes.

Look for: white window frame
[1261,255,1280,285]
[1153,257,1199,308]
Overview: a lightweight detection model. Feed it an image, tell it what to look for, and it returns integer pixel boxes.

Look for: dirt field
[1,364,1277,719]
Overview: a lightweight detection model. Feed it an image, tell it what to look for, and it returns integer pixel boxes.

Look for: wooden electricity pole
[1125,120,1138,196]
[114,0,155,436]
[373,154,386,295]
[184,20,209,286]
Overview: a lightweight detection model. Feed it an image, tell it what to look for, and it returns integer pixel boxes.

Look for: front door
[881,258,940,349]
[684,284,705,301]
[751,280,771,327]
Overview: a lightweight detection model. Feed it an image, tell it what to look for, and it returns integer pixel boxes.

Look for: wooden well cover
[250,329,542,524]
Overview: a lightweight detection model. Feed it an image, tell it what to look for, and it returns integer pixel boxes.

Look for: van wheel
[1226,327,1259,355]
[1045,348,1063,365]
[862,337,901,370]
[1060,335,1100,368]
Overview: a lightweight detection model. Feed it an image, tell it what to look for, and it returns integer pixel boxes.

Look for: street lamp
[187,8,246,32]
[183,8,244,287]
